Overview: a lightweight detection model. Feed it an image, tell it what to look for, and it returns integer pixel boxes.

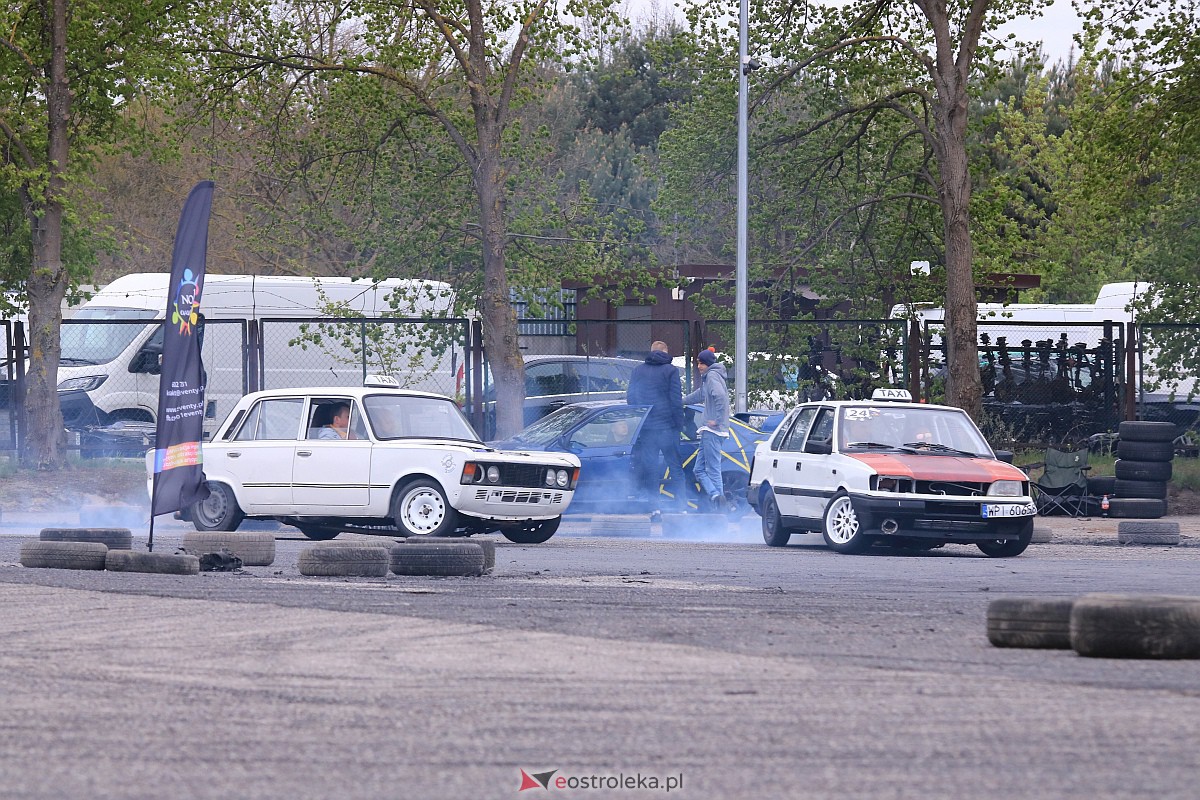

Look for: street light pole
[735,0,750,414]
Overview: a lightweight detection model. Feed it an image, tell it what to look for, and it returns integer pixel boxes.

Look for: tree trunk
[938,137,982,419]
[21,0,71,468]
[928,28,982,420]
[474,129,525,440]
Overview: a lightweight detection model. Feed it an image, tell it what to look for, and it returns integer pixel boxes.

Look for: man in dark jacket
[627,341,686,518]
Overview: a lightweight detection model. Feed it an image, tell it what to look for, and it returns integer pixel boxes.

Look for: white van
[55,273,461,435]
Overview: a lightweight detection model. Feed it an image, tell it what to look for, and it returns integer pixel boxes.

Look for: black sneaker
[709,494,725,512]
[649,510,663,523]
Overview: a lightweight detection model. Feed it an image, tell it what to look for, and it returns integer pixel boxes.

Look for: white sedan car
[748,389,1036,557]
[166,380,580,543]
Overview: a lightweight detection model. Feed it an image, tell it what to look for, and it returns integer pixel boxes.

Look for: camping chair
[1029,446,1093,517]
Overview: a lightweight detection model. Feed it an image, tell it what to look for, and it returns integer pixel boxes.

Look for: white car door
[291,398,372,510]
[794,407,838,520]
[214,396,305,512]
[767,407,817,519]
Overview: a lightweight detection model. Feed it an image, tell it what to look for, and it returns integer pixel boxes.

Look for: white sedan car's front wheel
[393,479,458,537]
[822,492,872,554]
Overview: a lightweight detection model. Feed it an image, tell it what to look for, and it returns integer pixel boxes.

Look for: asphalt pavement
[1,511,1199,799]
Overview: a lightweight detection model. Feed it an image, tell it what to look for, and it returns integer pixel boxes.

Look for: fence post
[13,321,26,457]
[470,318,484,433]
[245,320,260,394]
[1124,321,1137,421]
[907,319,921,400]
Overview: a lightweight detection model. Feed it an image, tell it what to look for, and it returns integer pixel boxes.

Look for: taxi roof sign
[872,388,912,402]
[364,374,401,388]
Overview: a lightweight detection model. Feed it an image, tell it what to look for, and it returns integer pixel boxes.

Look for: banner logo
[171,268,202,335]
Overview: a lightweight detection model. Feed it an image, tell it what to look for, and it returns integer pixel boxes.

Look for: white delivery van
[55,273,460,435]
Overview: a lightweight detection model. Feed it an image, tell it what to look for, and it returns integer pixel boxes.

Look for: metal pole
[735,0,750,414]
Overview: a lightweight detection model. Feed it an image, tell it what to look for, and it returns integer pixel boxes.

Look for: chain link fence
[701,319,908,410]
[5,311,1198,456]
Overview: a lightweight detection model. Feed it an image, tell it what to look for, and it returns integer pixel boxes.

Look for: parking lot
[1,512,1199,799]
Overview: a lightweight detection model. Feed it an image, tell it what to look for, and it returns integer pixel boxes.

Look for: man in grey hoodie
[683,348,730,510]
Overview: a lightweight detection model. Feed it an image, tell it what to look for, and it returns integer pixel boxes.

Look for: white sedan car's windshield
[838,406,991,456]
[364,394,480,441]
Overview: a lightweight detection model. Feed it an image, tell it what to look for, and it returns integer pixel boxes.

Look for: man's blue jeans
[695,430,724,500]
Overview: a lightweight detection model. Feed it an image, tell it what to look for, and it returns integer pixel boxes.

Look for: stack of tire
[1104,420,1179,519]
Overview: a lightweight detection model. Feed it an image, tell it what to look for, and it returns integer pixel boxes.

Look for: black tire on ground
[1087,475,1117,496]
[660,513,695,540]
[405,537,495,573]
[104,550,200,575]
[1112,478,1169,500]
[502,516,562,544]
[389,542,485,577]
[181,531,276,566]
[1071,593,1200,659]
[986,597,1075,649]
[1117,521,1181,545]
[588,514,648,538]
[1114,459,1173,482]
[1118,420,1181,442]
[298,545,389,577]
[20,540,108,570]
[1107,497,1167,519]
[39,527,132,550]
[1030,526,1053,544]
[190,482,245,532]
[761,489,791,547]
[1116,440,1174,462]
[976,520,1034,558]
[822,492,872,554]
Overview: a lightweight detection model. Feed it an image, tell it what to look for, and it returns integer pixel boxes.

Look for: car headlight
[988,480,1023,497]
[486,465,501,484]
[872,475,914,493]
[555,469,569,488]
[545,468,557,487]
[57,375,107,392]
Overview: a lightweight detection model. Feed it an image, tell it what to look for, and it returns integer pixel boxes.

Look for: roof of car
[522,354,641,365]
[237,386,453,404]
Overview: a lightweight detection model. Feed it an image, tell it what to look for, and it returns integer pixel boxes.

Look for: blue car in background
[489,401,770,515]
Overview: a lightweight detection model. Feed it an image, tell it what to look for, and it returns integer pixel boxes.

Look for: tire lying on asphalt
[297,545,389,577]
[39,527,133,550]
[987,597,1074,649]
[390,542,485,577]
[1030,526,1054,544]
[1071,594,1200,659]
[1113,459,1173,482]
[20,540,108,570]
[180,531,276,567]
[1112,478,1168,500]
[1116,520,1181,545]
[1107,498,1166,519]
[1118,420,1181,442]
[588,514,650,538]
[661,513,696,540]
[404,537,495,573]
[104,550,201,575]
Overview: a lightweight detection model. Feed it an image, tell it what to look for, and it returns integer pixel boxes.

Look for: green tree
[192,0,624,438]
[0,0,188,467]
[663,0,1061,418]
